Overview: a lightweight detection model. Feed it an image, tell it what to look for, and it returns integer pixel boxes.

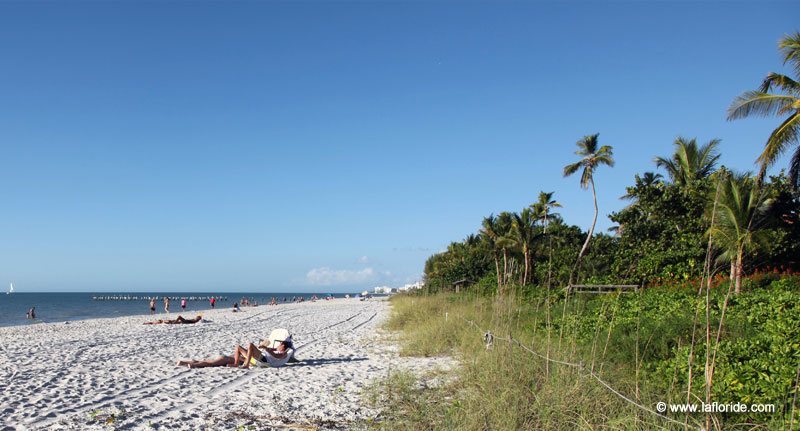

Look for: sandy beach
[0,298,451,430]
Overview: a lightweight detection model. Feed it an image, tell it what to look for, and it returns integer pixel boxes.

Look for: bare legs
[176,355,236,368]
[237,343,265,369]
[177,342,269,369]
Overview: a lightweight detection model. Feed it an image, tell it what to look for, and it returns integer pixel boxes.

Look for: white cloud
[305,267,377,286]
[358,256,370,264]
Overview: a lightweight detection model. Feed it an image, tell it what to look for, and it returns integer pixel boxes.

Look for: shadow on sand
[290,357,368,367]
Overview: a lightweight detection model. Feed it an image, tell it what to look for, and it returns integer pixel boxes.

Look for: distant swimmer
[181,298,187,311]
[149,298,156,315]
[26,307,36,319]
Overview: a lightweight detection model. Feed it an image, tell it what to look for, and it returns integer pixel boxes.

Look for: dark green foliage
[751,173,800,272]
[423,235,493,293]
[543,278,800,427]
[609,179,709,284]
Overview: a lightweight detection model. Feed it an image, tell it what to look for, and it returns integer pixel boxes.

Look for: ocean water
[0,292,355,328]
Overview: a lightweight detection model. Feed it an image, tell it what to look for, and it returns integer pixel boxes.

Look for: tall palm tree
[654,137,721,186]
[513,208,539,286]
[727,32,800,188]
[708,172,773,294]
[563,134,615,286]
[481,215,503,291]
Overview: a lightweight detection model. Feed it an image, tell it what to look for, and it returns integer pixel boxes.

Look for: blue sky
[0,2,797,292]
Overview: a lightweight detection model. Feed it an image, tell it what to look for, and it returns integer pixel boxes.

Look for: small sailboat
[7,282,13,295]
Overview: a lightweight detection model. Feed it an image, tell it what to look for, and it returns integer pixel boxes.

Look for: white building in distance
[397,281,423,292]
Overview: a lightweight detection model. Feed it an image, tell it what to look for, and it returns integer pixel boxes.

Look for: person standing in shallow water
[26,307,36,319]
[210,297,216,309]
[181,298,186,311]
[164,297,170,314]
[149,298,156,315]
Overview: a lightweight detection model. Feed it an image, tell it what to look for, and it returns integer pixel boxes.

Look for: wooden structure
[569,284,639,294]
[452,279,472,293]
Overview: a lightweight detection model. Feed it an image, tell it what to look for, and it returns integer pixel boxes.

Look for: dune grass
[367,282,800,430]
[367,291,684,430]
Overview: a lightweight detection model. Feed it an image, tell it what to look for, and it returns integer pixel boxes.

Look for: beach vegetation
[391,31,800,431]
[371,281,800,430]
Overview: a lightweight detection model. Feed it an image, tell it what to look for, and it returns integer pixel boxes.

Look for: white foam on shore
[0,298,452,430]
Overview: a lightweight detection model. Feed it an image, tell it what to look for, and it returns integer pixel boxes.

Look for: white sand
[0,298,452,430]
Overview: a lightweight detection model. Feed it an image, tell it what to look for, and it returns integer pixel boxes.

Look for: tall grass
[369,281,800,430]
[368,292,684,430]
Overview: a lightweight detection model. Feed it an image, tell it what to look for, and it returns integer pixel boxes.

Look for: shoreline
[0,293,381,329]
[0,297,452,430]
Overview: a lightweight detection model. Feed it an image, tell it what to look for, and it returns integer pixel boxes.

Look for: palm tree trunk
[734,248,744,294]
[523,248,530,286]
[494,255,502,291]
[570,178,598,287]
[503,248,509,287]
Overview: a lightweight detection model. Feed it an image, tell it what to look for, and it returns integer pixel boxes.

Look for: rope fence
[458,316,689,428]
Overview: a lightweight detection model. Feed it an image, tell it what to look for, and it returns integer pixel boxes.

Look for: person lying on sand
[144,315,203,325]
[176,339,294,369]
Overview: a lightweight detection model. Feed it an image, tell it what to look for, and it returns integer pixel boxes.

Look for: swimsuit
[250,349,293,368]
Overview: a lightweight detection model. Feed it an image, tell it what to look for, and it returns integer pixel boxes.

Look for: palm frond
[727,91,796,120]
[642,171,663,184]
[757,111,800,168]
[778,31,800,77]
[580,167,593,189]
[595,153,615,167]
[697,138,722,177]
[654,156,680,182]
[759,72,800,95]
[576,134,600,155]
[563,161,582,177]
[789,142,800,189]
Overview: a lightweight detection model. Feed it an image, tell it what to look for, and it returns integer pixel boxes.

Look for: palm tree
[481,215,503,291]
[654,137,721,186]
[531,191,562,291]
[708,172,773,293]
[513,208,539,286]
[495,212,518,288]
[563,134,615,286]
[621,172,663,203]
[727,32,800,188]
[531,191,562,233]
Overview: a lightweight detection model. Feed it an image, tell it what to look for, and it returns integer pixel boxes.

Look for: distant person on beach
[144,315,203,325]
[26,307,36,319]
[149,298,156,315]
[181,298,186,311]
[210,297,216,309]
[176,333,294,369]
[164,297,170,313]
[232,303,240,312]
